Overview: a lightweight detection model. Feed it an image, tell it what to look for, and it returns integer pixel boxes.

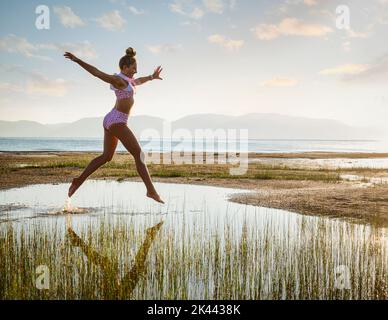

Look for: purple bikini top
[110,72,136,100]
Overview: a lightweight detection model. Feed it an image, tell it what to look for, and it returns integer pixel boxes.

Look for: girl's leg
[68,128,118,197]
[108,123,164,204]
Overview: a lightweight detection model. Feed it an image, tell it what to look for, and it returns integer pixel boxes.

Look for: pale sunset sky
[0,0,387,127]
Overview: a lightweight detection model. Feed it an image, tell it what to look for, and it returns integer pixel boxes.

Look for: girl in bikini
[64,47,164,204]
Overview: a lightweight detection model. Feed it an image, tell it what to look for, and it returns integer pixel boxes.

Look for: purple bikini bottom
[103,108,128,131]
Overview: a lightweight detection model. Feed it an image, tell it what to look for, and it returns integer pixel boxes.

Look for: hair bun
[125,47,136,57]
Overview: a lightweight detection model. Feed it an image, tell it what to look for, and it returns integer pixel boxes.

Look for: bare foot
[146,191,165,204]
[68,177,82,198]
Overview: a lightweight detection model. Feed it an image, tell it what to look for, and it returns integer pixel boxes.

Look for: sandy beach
[1,151,387,227]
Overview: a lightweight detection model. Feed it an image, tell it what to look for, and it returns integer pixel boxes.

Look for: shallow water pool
[0,181,387,299]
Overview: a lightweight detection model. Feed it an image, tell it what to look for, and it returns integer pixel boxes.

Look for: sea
[0,137,387,153]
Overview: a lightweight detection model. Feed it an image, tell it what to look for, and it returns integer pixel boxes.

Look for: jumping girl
[64,47,164,204]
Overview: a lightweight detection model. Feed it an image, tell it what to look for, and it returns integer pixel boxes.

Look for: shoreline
[2,150,388,158]
[1,151,387,227]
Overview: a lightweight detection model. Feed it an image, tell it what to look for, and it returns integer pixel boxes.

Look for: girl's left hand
[64,52,80,63]
[152,66,163,80]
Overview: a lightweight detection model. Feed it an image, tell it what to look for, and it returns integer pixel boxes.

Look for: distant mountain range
[0,113,383,140]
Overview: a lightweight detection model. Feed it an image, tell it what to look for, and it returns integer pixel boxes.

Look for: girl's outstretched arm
[134,66,163,86]
[64,52,126,89]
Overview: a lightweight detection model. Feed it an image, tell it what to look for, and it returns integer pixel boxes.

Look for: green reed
[0,215,387,300]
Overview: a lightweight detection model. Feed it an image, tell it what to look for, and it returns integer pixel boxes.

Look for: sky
[0,0,387,127]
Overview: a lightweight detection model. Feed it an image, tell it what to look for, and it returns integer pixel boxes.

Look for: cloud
[346,29,370,39]
[0,35,98,61]
[0,82,24,93]
[203,0,224,14]
[208,34,244,51]
[342,41,351,52]
[40,41,98,60]
[180,20,203,31]
[251,17,332,40]
[190,7,205,19]
[319,64,370,76]
[0,34,51,60]
[339,26,373,52]
[170,1,204,19]
[53,6,85,28]
[128,6,145,15]
[261,77,299,87]
[0,63,24,73]
[303,0,317,6]
[146,44,183,54]
[169,0,233,19]
[170,1,186,15]
[320,53,388,82]
[268,0,325,18]
[95,10,126,31]
[26,76,69,97]
[0,69,71,97]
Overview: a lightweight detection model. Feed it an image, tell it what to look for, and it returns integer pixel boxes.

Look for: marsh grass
[0,214,386,300]
[17,158,341,182]
[4,152,388,187]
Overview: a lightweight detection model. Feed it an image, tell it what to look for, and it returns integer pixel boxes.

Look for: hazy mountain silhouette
[0,113,382,140]
[170,113,381,140]
[0,120,49,137]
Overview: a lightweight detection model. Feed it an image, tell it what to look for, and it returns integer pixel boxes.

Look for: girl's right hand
[64,52,80,63]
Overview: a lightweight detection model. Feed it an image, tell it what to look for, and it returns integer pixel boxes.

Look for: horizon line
[0,112,376,128]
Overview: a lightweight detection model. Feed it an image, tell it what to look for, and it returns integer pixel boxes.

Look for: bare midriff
[114,96,134,115]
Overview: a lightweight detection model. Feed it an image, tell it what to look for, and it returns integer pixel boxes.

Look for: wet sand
[1,151,387,226]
